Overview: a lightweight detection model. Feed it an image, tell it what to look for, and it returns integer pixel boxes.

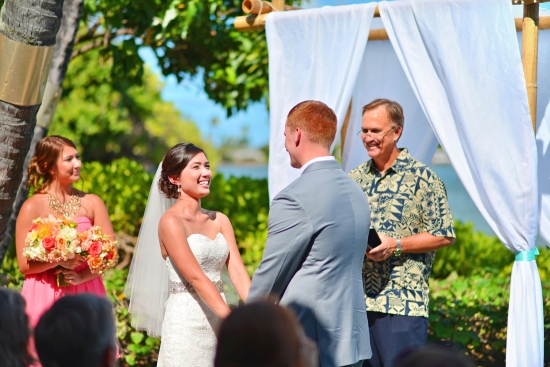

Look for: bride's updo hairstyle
[27,136,77,193]
[159,143,206,199]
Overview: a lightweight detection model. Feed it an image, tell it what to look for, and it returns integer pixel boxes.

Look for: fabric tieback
[515,248,540,262]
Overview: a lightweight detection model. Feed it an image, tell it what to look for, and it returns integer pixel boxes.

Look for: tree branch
[71,29,138,59]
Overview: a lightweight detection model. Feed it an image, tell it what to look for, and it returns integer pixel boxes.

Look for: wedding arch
[234,0,549,366]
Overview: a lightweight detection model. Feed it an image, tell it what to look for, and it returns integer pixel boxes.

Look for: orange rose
[88,257,103,269]
[79,232,88,243]
[58,238,66,250]
[42,237,56,251]
[88,242,103,257]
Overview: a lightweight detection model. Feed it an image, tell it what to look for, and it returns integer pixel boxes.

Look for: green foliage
[76,0,301,114]
[50,50,218,167]
[429,274,550,365]
[79,158,153,237]
[432,220,550,281]
[103,268,161,366]
[202,174,270,275]
[0,244,24,289]
[432,221,511,279]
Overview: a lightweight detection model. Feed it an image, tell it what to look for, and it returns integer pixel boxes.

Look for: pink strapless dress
[21,216,107,327]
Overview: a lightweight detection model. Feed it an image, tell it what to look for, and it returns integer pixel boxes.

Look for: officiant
[348,99,456,367]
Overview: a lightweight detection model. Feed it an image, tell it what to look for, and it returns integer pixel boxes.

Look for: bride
[125,143,251,367]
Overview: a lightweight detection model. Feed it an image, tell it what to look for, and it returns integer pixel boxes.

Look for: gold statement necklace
[48,192,81,218]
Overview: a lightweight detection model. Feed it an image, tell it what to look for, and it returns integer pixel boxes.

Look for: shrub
[432,220,550,281]
[429,274,550,365]
[79,158,153,237]
[202,174,270,275]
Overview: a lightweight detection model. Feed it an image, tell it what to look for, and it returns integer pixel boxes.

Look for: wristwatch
[394,238,402,257]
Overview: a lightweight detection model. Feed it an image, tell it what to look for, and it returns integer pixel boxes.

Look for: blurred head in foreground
[215,300,318,367]
[0,288,34,367]
[393,344,475,367]
[35,294,117,367]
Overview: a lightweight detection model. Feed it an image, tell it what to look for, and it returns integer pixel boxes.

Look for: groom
[248,101,372,367]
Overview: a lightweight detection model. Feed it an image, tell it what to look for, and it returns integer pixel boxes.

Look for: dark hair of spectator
[35,294,116,367]
[0,289,34,367]
[158,143,206,199]
[215,301,304,367]
[27,135,77,193]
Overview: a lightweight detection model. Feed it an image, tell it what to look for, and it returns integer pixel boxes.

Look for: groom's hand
[366,233,397,262]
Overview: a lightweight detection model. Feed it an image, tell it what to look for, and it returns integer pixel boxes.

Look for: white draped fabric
[265,3,376,199]
[379,1,542,366]
[538,104,550,245]
[341,37,438,173]
[533,28,550,245]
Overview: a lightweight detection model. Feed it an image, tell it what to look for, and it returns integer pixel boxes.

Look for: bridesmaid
[15,135,115,328]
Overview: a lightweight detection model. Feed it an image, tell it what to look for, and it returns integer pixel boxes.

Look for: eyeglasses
[356,126,396,141]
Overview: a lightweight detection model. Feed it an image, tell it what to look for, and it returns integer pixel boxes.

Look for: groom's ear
[295,127,302,146]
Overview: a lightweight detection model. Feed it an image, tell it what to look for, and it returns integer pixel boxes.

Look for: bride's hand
[54,268,84,285]
[57,254,85,269]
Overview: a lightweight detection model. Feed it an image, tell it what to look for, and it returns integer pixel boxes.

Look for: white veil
[124,163,175,337]
[125,162,241,337]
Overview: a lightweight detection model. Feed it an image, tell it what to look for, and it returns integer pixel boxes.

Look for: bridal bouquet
[23,216,118,286]
[23,215,80,263]
[79,226,118,275]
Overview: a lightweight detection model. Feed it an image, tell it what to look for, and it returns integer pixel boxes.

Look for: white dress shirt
[299,156,336,175]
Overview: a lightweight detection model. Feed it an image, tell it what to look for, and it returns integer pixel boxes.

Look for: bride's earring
[177,186,181,193]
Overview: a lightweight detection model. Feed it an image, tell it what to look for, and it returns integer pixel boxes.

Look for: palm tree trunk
[0,0,83,262]
[0,0,64,250]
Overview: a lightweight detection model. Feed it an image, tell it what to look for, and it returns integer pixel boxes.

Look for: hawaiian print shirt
[348,149,455,318]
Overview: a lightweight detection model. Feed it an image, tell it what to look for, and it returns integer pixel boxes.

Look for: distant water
[218,164,547,247]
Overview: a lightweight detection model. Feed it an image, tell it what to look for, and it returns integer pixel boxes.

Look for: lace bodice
[158,233,229,367]
[165,233,229,286]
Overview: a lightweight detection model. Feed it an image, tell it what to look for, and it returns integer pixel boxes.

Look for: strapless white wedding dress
[157,233,229,367]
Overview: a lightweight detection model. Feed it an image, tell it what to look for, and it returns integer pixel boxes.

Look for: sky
[141,1,550,148]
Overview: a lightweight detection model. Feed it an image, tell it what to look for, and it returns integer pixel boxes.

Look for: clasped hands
[366,233,398,262]
[55,255,86,285]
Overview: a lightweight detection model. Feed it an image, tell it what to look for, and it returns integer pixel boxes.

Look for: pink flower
[88,242,102,256]
[42,237,56,251]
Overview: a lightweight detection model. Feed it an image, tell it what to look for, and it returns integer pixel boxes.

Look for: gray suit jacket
[248,160,371,367]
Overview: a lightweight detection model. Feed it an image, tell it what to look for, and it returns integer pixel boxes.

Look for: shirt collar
[366,148,412,175]
[299,156,336,175]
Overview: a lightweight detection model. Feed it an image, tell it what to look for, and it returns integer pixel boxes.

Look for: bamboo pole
[522,3,539,133]
[340,100,353,156]
[242,0,299,14]
[236,15,550,34]
[271,0,285,12]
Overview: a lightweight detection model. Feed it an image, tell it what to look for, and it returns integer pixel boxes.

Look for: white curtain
[379,1,543,366]
[538,101,550,245]
[533,28,550,245]
[342,38,438,173]
[265,3,376,199]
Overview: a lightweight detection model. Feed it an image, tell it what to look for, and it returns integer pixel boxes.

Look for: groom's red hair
[286,100,337,150]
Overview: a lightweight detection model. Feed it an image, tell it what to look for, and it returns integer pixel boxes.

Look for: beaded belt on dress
[169,279,224,294]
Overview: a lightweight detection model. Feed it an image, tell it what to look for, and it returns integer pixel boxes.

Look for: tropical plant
[49,50,218,168]
[0,0,65,256]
